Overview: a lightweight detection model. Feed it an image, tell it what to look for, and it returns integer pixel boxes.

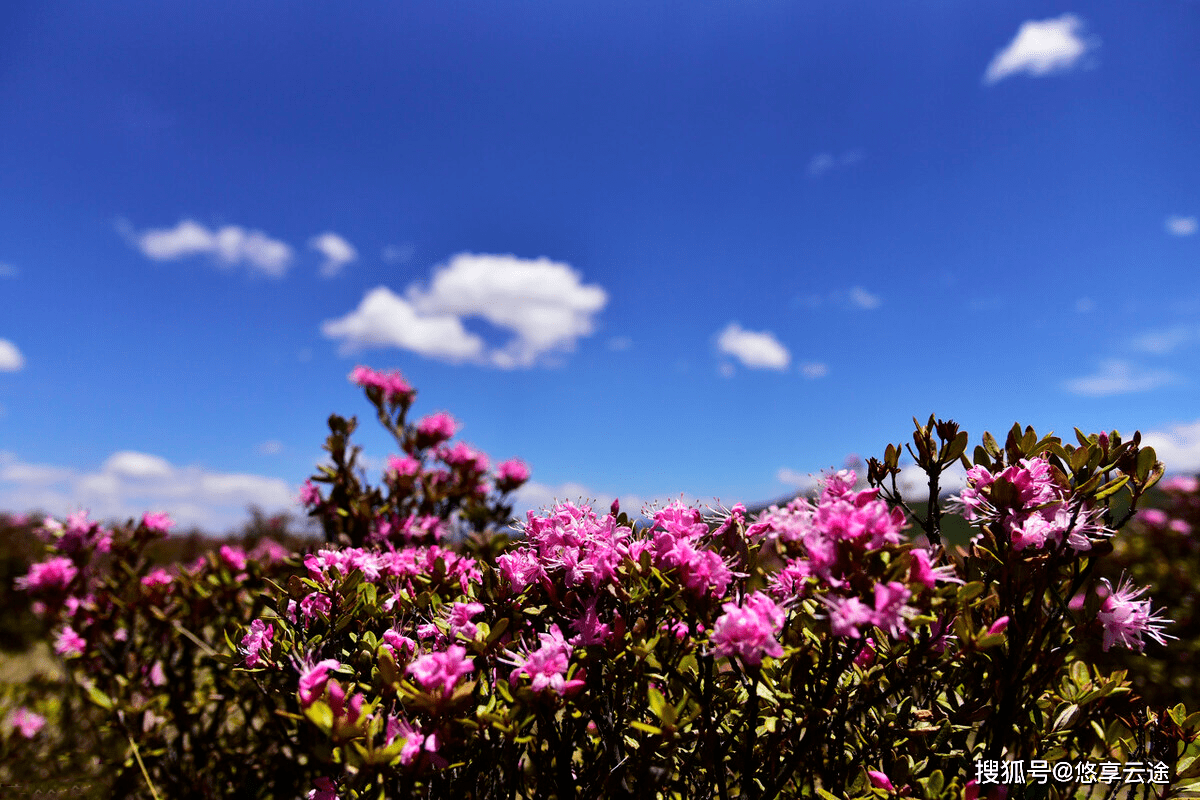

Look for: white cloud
[984,14,1096,85]
[1166,216,1198,236]
[1063,359,1176,397]
[0,263,17,278]
[799,362,829,379]
[808,150,864,177]
[716,323,791,371]
[849,286,881,309]
[310,232,358,278]
[1129,325,1199,355]
[128,219,293,278]
[0,450,297,532]
[322,286,486,363]
[323,253,608,369]
[1142,420,1200,474]
[1075,297,1095,313]
[891,463,969,501]
[257,440,284,455]
[0,340,25,372]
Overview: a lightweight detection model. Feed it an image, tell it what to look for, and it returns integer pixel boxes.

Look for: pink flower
[381,629,417,660]
[871,582,915,639]
[219,545,247,572]
[1097,576,1177,652]
[299,592,332,623]
[965,779,1009,800]
[387,717,446,768]
[1169,518,1193,535]
[349,365,413,404]
[495,458,531,489]
[54,626,86,658]
[387,454,422,479]
[240,619,275,667]
[568,597,614,646]
[709,591,785,667]
[854,637,876,667]
[823,595,877,639]
[298,659,342,706]
[908,548,964,590]
[141,512,175,534]
[298,479,322,507]
[416,411,457,445]
[506,625,580,695]
[250,538,290,564]
[1139,508,1169,528]
[141,568,174,589]
[16,557,78,595]
[307,776,339,800]
[9,707,46,738]
[448,602,485,640]
[987,616,1010,636]
[868,770,895,792]
[438,441,489,473]
[407,645,475,695]
[1161,475,1199,494]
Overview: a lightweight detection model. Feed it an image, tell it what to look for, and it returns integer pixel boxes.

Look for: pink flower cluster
[956,457,1109,552]
[241,619,275,667]
[709,592,785,666]
[416,411,457,445]
[630,503,735,598]
[349,365,414,405]
[822,582,916,639]
[16,556,78,595]
[44,510,112,555]
[141,511,175,535]
[407,645,475,695]
[505,624,584,695]
[499,502,634,593]
[754,471,907,595]
[437,441,489,474]
[8,707,46,739]
[495,458,531,490]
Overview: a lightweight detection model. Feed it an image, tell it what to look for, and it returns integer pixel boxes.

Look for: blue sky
[1,1,1198,533]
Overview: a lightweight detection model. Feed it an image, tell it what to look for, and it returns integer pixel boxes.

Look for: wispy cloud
[256,440,284,456]
[808,150,864,177]
[984,14,1097,85]
[1063,359,1176,397]
[310,232,358,277]
[0,340,25,372]
[322,253,608,369]
[1075,297,1095,313]
[716,323,791,371]
[607,336,632,351]
[849,286,881,310]
[1166,215,1198,236]
[799,362,829,379]
[1129,325,1200,355]
[0,450,297,532]
[124,219,293,278]
[1142,419,1200,474]
[0,263,17,278]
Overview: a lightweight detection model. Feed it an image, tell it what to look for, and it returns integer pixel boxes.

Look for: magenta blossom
[298,479,322,507]
[54,626,86,658]
[307,776,339,800]
[141,511,175,534]
[407,645,475,696]
[495,458,531,489]
[387,454,422,479]
[1097,576,1177,652]
[505,625,583,695]
[298,659,342,706]
[447,602,485,640]
[709,591,785,667]
[349,365,413,404]
[141,568,174,589]
[16,557,78,595]
[9,707,46,739]
[416,411,458,444]
[868,770,896,792]
[240,619,275,667]
[387,717,447,768]
[908,548,964,590]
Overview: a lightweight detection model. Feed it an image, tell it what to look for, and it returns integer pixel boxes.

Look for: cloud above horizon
[717,323,791,371]
[125,219,294,277]
[1063,359,1176,397]
[310,232,358,277]
[0,449,298,532]
[984,14,1097,85]
[1142,419,1200,474]
[1166,215,1198,236]
[0,339,25,372]
[322,253,608,368]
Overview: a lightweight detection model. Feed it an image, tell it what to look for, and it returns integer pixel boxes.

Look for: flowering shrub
[4,374,1200,798]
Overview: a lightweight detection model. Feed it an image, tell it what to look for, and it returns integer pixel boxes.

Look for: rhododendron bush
[4,369,1200,799]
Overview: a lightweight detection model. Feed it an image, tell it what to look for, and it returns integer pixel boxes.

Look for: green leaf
[86,684,114,711]
[630,721,663,735]
[304,701,334,734]
[1093,475,1130,500]
[1136,446,1157,483]
[1052,704,1080,732]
